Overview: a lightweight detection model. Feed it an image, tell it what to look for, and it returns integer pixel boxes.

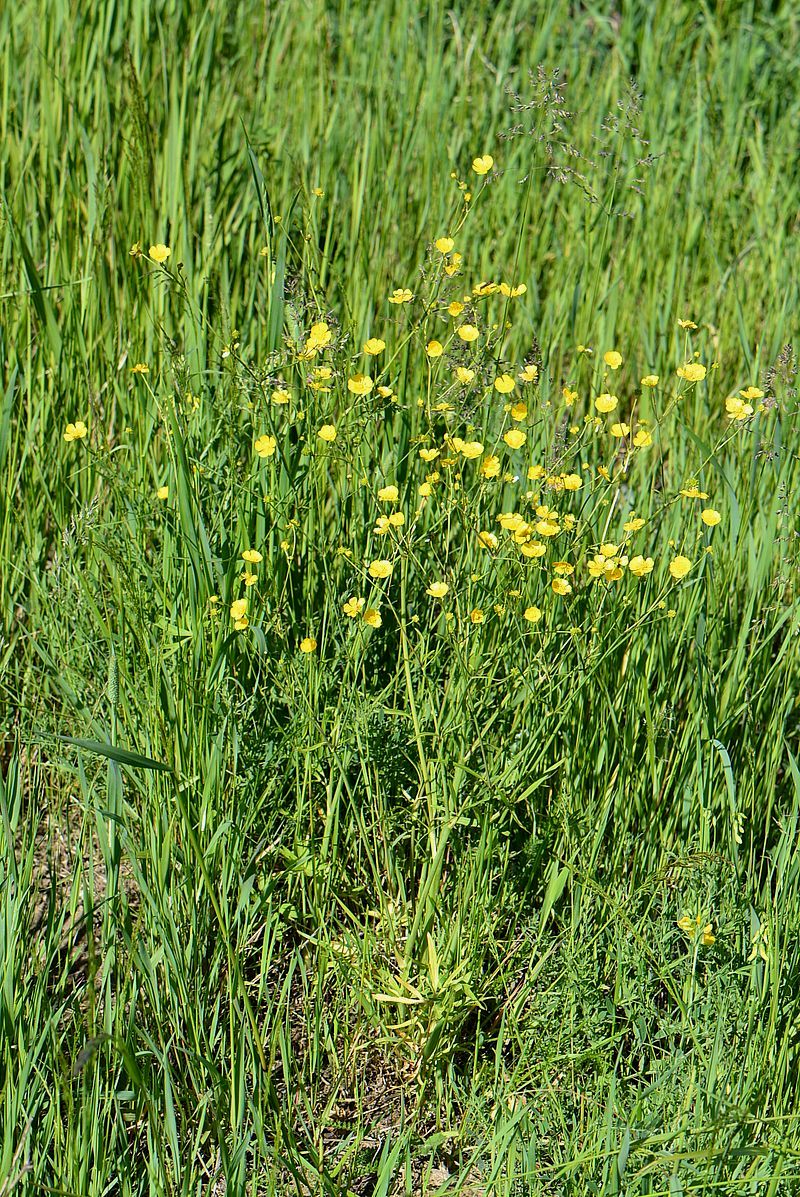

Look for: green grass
[2,0,800,1193]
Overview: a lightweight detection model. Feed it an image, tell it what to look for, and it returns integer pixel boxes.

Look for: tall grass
[1,1,800,1193]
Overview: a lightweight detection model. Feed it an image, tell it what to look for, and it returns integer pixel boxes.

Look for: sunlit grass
[1,1,800,1194]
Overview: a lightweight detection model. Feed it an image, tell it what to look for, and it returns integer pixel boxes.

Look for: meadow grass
[1,1,800,1193]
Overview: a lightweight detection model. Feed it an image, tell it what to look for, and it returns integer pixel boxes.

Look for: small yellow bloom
[343,597,365,618]
[435,236,455,254]
[455,366,475,384]
[255,434,277,457]
[633,428,653,447]
[299,637,317,653]
[470,608,485,624]
[363,338,385,355]
[603,350,622,370]
[242,549,263,564]
[318,424,337,442]
[472,154,494,175]
[378,485,399,502]
[426,581,449,598]
[641,374,659,388]
[477,530,498,550]
[562,473,582,491]
[447,301,465,317]
[363,608,382,628]
[551,578,572,596]
[426,340,444,358]
[628,555,654,577]
[388,288,414,304]
[148,243,171,264]
[348,373,373,395]
[494,374,516,394]
[669,555,692,580]
[678,318,698,330]
[726,395,754,421]
[677,362,706,382]
[523,605,542,623]
[368,559,393,579]
[610,422,630,438]
[594,393,618,414]
[230,598,248,624]
[503,429,526,449]
[156,485,169,501]
[131,362,149,374]
[480,455,501,479]
[456,324,479,343]
[419,447,440,462]
[701,508,721,526]
[63,421,88,442]
[460,440,484,459]
[519,364,538,383]
[272,388,291,404]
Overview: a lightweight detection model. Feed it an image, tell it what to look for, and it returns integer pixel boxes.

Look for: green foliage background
[1,1,799,1193]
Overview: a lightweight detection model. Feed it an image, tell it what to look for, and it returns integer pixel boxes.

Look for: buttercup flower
[677,362,706,382]
[472,154,494,175]
[255,434,277,457]
[148,243,171,263]
[64,421,88,442]
[318,424,337,442]
[669,555,692,579]
[604,350,622,369]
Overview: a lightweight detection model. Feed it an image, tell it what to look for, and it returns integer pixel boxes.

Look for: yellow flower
[503,429,526,449]
[470,608,485,624]
[444,253,463,276]
[680,484,709,500]
[272,388,291,404]
[131,362,149,374]
[230,598,248,626]
[481,455,501,479]
[518,365,538,385]
[343,597,365,618]
[594,393,617,413]
[255,434,277,458]
[455,366,475,384]
[628,555,654,577]
[641,374,659,388]
[348,373,373,395]
[148,243,171,264]
[726,395,754,421]
[477,530,498,550]
[520,541,546,558]
[378,485,399,502]
[528,464,545,480]
[603,350,622,370]
[500,283,527,298]
[426,581,449,598]
[562,387,578,405]
[388,288,414,304]
[509,402,528,422]
[472,154,494,175]
[701,508,721,526]
[551,578,572,596]
[306,322,332,352]
[299,637,317,653]
[456,324,479,343]
[535,518,560,538]
[363,607,382,628]
[460,440,484,459]
[242,549,263,564]
[741,386,764,400]
[678,318,698,330]
[363,338,385,355]
[419,447,440,462]
[624,516,646,533]
[523,605,542,623]
[388,511,404,527]
[156,485,169,501]
[426,340,444,358]
[562,473,582,491]
[368,559,393,579]
[633,427,653,447]
[435,236,455,254]
[63,421,88,442]
[610,422,630,438]
[318,424,337,442]
[677,362,706,382]
[669,555,692,579]
[447,301,464,317]
[494,374,516,394]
